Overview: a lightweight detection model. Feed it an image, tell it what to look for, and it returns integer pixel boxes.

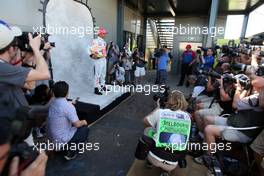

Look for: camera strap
[208,97,215,108]
[0,59,8,63]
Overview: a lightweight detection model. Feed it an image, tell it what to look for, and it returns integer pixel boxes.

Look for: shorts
[196,102,223,117]
[251,129,264,155]
[196,95,214,108]
[135,66,146,77]
[196,95,212,103]
[213,116,252,143]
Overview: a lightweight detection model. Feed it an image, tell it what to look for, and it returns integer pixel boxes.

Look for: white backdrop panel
[46,0,94,99]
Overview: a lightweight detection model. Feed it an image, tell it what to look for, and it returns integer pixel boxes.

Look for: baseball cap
[186,44,192,49]
[0,20,22,50]
[98,27,108,35]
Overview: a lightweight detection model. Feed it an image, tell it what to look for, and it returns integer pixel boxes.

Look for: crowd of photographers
[107,43,147,86]
[0,20,91,176]
[182,43,264,175]
[2,18,264,175]
[0,20,51,176]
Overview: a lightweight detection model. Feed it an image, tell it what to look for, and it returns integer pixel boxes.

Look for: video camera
[223,73,251,90]
[197,45,220,56]
[16,32,55,52]
[153,86,170,108]
[199,70,251,90]
[232,63,264,76]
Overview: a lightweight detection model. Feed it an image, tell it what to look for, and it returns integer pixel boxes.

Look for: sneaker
[189,134,203,143]
[206,168,215,176]
[101,86,110,91]
[64,151,77,161]
[34,128,44,138]
[94,88,103,95]
[211,157,223,176]
[145,160,153,169]
[193,154,215,166]
[193,155,205,165]
[160,172,170,176]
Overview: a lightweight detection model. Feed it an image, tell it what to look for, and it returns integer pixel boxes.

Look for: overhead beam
[117,0,124,48]
[168,0,177,16]
[206,0,219,47]
[240,14,249,39]
[246,0,264,13]
[146,10,248,18]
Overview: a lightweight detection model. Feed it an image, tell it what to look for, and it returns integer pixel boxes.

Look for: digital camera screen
[159,132,187,145]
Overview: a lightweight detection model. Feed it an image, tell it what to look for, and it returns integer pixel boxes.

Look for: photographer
[156,47,170,86]
[0,119,48,176]
[200,47,215,71]
[143,90,189,131]
[232,77,262,112]
[47,81,89,160]
[0,119,12,175]
[194,74,222,132]
[109,61,126,85]
[121,53,132,84]
[0,20,50,116]
[194,64,238,136]
[107,41,120,84]
[194,88,264,167]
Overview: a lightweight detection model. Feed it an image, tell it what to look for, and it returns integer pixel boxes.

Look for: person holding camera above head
[0,20,50,115]
[47,81,89,160]
[89,27,108,95]
[0,118,48,176]
[106,41,120,84]
[156,47,170,86]
[121,54,132,84]
[201,47,215,71]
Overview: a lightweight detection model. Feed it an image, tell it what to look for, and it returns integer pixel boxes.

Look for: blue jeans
[157,69,167,85]
[66,126,89,154]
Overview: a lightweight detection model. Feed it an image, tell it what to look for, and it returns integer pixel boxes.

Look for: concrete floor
[127,156,208,176]
[46,71,207,176]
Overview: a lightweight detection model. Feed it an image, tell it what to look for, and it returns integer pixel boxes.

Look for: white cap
[0,20,22,50]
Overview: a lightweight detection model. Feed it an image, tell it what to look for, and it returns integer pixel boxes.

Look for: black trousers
[152,59,156,70]
[66,126,89,154]
[178,63,192,86]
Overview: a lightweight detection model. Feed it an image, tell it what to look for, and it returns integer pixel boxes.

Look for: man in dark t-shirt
[0,20,50,117]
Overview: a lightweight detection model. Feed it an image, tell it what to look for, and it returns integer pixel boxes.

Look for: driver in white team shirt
[89,27,108,95]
